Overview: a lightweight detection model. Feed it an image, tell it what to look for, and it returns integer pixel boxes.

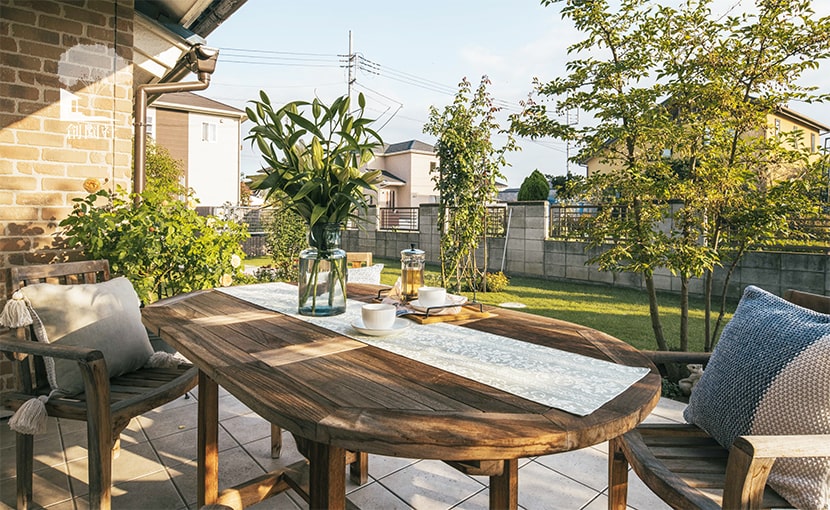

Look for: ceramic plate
[351,318,412,337]
[409,294,468,314]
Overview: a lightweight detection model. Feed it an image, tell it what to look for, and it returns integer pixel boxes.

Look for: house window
[811,133,817,153]
[774,118,781,135]
[201,122,217,142]
[146,111,155,140]
[380,189,396,209]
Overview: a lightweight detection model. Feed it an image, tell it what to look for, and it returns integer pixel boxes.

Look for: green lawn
[243,255,736,352]
[373,258,734,352]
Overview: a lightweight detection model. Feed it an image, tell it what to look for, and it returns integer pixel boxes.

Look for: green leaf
[310,204,327,226]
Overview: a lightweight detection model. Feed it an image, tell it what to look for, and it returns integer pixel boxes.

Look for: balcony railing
[379,208,419,231]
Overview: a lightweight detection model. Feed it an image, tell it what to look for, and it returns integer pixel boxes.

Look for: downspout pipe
[133,45,218,204]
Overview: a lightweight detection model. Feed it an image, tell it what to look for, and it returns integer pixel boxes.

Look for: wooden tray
[402,305,495,324]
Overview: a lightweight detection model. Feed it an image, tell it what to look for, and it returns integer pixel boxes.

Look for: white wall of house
[376,150,439,207]
[187,112,241,206]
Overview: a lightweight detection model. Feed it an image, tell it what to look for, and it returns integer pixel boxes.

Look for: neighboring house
[582,105,830,177]
[364,140,440,208]
[364,139,508,207]
[149,92,245,206]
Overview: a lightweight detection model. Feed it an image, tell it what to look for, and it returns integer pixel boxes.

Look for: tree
[424,76,518,293]
[517,170,550,201]
[513,0,676,352]
[549,173,584,201]
[512,0,830,353]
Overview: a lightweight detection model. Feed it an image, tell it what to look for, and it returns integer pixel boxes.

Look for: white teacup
[418,286,447,308]
[361,303,397,330]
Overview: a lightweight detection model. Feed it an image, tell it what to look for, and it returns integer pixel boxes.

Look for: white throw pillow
[22,277,154,396]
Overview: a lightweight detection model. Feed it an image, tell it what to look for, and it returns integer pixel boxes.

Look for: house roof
[135,0,247,37]
[777,105,830,133]
[153,91,246,118]
[371,170,406,187]
[383,140,435,155]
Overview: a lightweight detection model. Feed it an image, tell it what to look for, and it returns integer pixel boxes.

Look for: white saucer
[409,294,468,314]
[351,318,411,337]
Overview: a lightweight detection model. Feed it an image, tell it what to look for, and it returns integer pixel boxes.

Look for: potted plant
[246,92,383,315]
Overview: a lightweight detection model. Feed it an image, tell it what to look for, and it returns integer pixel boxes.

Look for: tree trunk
[645,274,668,351]
[704,269,714,352]
[680,275,689,352]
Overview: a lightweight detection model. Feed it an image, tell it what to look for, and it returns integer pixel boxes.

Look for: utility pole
[564,108,579,176]
[347,30,355,103]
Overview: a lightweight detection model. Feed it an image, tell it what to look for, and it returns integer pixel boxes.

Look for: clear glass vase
[298,223,347,316]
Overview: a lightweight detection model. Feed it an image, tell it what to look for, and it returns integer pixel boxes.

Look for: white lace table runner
[218,283,650,416]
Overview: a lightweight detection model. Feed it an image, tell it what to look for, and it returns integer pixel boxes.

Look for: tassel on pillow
[0,290,33,328]
[8,394,50,435]
[144,351,186,368]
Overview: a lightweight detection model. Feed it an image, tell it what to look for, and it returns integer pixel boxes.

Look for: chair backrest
[784,289,830,314]
[10,259,110,293]
[8,260,112,393]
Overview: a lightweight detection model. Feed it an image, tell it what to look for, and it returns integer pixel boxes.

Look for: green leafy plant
[245,92,384,227]
[424,76,518,293]
[59,188,248,303]
[463,271,510,293]
[263,204,307,282]
[517,170,550,201]
[58,140,248,303]
[245,92,384,314]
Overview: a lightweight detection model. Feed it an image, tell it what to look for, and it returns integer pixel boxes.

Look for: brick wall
[0,0,134,272]
[0,0,135,391]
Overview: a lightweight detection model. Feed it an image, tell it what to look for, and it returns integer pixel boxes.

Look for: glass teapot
[400,244,425,301]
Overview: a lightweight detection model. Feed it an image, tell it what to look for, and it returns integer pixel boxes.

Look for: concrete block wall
[343,201,829,298]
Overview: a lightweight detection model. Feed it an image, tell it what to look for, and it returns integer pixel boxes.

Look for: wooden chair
[609,289,830,510]
[0,260,198,510]
[346,252,373,268]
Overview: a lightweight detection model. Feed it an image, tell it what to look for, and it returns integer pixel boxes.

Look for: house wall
[1,0,135,270]
[0,0,136,391]
[154,107,189,173]
[186,111,240,206]
[371,149,440,207]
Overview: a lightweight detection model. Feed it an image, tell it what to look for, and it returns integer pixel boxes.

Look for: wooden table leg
[489,458,518,510]
[197,370,219,508]
[306,440,347,510]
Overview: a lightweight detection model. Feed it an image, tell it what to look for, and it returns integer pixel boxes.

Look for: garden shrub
[60,188,248,303]
[462,271,510,292]
[263,204,307,282]
[517,170,550,201]
[58,140,248,303]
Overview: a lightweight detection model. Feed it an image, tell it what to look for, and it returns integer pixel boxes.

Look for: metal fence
[196,205,275,234]
[549,204,600,239]
[485,206,507,237]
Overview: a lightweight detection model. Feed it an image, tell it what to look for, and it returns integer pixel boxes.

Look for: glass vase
[298,223,347,316]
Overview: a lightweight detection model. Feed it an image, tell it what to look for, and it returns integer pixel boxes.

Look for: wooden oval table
[142,283,661,510]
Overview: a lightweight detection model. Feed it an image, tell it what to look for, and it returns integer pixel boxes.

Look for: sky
[201,0,830,187]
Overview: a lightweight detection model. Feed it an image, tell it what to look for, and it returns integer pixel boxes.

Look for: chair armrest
[640,350,711,365]
[0,332,104,363]
[736,434,830,459]
[723,434,830,508]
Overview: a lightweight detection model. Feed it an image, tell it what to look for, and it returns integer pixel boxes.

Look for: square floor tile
[515,460,602,510]
[534,446,609,492]
[376,460,485,510]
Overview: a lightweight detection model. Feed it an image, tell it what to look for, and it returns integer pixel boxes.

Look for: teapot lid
[401,243,424,256]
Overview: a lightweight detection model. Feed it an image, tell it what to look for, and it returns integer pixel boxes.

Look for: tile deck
[0,391,685,509]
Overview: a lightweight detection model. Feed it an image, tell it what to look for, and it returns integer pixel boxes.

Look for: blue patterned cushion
[684,285,830,509]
